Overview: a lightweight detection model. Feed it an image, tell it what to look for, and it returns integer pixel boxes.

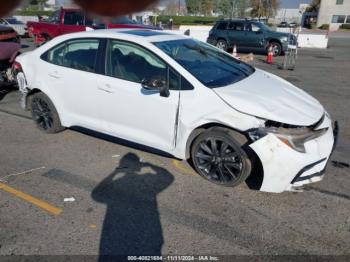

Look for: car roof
[217,19,263,24]
[62,29,189,43]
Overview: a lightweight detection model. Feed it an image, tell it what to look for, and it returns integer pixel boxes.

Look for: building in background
[317,0,350,30]
[275,6,303,23]
[273,3,311,27]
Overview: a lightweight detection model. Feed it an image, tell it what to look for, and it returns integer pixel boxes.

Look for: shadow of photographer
[92,153,174,259]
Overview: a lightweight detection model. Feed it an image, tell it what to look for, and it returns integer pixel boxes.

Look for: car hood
[213,69,324,126]
[0,25,13,31]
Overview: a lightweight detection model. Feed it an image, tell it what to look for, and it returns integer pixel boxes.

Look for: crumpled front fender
[249,116,334,193]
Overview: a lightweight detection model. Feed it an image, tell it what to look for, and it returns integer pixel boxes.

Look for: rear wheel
[216,39,228,51]
[191,129,251,187]
[31,92,65,134]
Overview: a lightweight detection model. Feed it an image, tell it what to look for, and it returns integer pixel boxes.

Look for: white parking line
[0,166,46,182]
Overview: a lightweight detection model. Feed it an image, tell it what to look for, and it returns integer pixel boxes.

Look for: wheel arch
[25,88,42,110]
[184,122,264,190]
[267,38,282,48]
[184,123,249,160]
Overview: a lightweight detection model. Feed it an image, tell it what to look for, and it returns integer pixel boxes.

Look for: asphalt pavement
[0,35,349,259]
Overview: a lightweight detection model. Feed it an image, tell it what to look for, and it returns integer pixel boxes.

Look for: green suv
[207,19,297,56]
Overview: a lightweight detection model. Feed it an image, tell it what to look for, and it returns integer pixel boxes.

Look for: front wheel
[269,42,282,57]
[191,130,251,187]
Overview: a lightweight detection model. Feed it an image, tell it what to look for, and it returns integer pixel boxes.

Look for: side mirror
[141,78,169,97]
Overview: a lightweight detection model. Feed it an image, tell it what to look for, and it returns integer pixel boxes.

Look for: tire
[269,41,282,57]
[31,92,65,134]
[216,39,228,51]
[190,129,251,187]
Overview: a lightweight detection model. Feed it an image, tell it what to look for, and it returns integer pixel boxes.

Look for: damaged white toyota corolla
[15,29,338,193]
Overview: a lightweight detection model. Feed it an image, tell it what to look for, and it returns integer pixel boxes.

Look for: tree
[201,0,214,16]
[37,0,48,10]
[29,0,48,10]
[214,0,231,17]
[186,0,200,15]
[214,0,248,18]
[306,0,321,12]
[250,0,279,19]
[163,2,179,15]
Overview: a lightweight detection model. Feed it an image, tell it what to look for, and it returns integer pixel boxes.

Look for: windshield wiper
[184,44,208,56]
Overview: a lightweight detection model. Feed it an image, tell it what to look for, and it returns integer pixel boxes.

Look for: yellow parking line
[0,183,62,216]
[172,160,198,177]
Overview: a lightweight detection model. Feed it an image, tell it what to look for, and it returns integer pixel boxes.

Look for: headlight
[281,36,288,42]
[248,126,328,153]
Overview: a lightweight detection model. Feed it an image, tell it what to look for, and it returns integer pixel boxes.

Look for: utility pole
[231,0,235,19]
[178,0,181,16]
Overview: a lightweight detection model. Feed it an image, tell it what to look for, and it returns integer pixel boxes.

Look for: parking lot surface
[0,36,349,257]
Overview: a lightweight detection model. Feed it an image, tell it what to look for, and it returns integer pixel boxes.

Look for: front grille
[265,114,325,130]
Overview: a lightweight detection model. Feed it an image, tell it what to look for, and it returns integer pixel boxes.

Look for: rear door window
[64,12,85,25]
[106,39,167,84]
[216,22,228,30]
[228,22,245,31]
[41,39,100,73]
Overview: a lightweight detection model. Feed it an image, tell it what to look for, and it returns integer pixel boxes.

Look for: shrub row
[14,10,54,16]
[318,24,329,30]
[340,23,350,30]
[156,15,222,25]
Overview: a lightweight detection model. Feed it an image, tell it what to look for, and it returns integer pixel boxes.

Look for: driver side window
[106,40,167,84]
[251,24,261,32]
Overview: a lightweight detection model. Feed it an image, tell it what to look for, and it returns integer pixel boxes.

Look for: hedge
[156,15,222,25]
[340,24,350,30]
[318,24,329,30]
[14,10,54,16]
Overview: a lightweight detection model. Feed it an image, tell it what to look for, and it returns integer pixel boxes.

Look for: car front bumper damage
[249,115,338,193]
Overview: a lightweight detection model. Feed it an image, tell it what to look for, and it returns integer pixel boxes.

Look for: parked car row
[0,17,27,36]
[0,25,20,43]
[278,21,298,28]
[27,7,160,45]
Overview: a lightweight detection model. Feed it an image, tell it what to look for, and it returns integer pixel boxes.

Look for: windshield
[5,18,23,24]
[111,16,140,24]
[153,39,254,88]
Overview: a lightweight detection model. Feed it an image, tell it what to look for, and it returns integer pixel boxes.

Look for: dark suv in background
[207,19,297,56]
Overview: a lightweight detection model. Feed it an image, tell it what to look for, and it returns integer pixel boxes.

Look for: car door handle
[48,71,61,79]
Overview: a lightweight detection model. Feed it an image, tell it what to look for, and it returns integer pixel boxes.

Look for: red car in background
[0,25,20,43]
[27,8,160,45]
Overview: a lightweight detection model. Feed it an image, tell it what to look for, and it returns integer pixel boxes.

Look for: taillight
[13,61,22,71]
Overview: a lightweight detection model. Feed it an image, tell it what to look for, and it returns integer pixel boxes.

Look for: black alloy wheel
[191,130,251,187]
[31,92,65,134]
[32,97,54,131]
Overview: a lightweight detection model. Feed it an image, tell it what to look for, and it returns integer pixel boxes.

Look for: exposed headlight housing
[281,36,288,42]
[248,125,328,153]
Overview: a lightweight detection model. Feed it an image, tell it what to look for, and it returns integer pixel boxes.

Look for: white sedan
[15,29,338,193]
[0,17,27,36]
